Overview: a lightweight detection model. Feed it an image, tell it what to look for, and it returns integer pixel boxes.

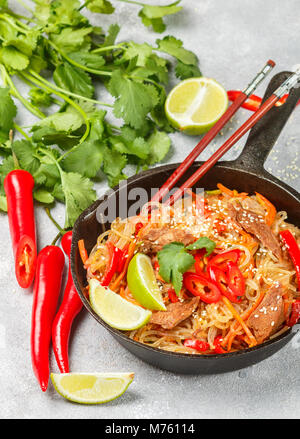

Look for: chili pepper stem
[44,208,65,235]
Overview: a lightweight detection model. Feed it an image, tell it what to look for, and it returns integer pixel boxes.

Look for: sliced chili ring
[183,272,221,304]
[208,265,242,304]
[226,261,245,297]
[208,249,242,271]
[287,300,300,327]
[15,235,37,289]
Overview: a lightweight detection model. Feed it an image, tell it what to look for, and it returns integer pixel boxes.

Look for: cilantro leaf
[33,188,55,204]
[50,27,93,52]
[186,237,216,256]
[62,139,104,178]
[108,70,159,130]
[103,24,120,47]
[102,147,127,187]
[0,194,7,212]
[0,87,17,142]
[86,0,115,14]
[175,60,202,80]
[11,140,40,175]
[53,62,94,98]
[147,130,171,165]
[29,87,54,108]
[139,1,182,33]
[158,242,194,294]
[156,36,198,66]
[60,171,97,227]
[68,51,105,69]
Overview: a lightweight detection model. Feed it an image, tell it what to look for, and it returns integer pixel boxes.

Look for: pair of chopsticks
[151,62,300,207]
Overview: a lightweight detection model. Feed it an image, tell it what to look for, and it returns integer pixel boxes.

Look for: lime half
[165,77,228,135]
[127,253,166,311]
[51,372,134,405]
[89,278,152,330]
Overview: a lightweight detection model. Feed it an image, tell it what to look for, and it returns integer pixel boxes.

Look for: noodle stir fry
[80,184,300,354]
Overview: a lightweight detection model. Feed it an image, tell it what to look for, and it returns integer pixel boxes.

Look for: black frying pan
[71,72,300,374]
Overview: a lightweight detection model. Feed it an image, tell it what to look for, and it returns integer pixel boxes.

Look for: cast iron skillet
[71,72,300,374]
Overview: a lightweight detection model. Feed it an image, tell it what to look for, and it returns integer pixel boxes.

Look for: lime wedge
[89,278,152,330]
[51,372,134,404]
[165,77,228,135]
[127,253,166,311]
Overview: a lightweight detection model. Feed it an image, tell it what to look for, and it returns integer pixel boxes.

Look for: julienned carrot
[222,291,265,348]
[110,242,136,291]
[78,239,88,265]
[255,192,277,225]
[217,183,248,198]
[222,296,257,347]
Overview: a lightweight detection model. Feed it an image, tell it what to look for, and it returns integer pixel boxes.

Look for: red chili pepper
[280,230,300,287]
[31,246,65,391]
[52,232,83,374]
[228,90,300,112]
[287,300,300,327]
[183,272,221,303]
[226,261,245,297]
[168,288,179,303]
[208,265,242,304]
[101,242,119,286]
[184,339,210,352]
[213,335,226,354]
[4,170,37,288]
[208,249,242,271]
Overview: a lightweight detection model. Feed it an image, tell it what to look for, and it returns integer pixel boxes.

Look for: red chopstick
[165,69,300,206]
[151,60,275,204]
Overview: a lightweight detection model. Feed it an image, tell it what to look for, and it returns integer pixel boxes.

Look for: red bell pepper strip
[213,335,227,354]
[117,244,129,273]
[168,288,179,303]
[208,265,243,303]
[31,245,65,391]
[184,339,210,352]
[228,90,300,112]
[226,261,245,297]
[4,170,37,288]
[183,272,221,303]
[287,300,300,327]
[280,230,300,287]
[101,242,119,286]
[208,249,242,271]
[52,232,83,374]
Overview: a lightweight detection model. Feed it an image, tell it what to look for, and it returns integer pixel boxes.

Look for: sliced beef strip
[227,204,282,260]
[139,226,195,254]
[247,284,285,344]
[150,297,199,330]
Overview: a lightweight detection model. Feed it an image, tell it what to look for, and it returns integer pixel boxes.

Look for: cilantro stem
[92,43,126,54]
[21,71,91,143]
[51,232,62,246]
[0,14,29,33]
[47,41,112,77]
[115,0,145,6]
[0,64,46,119]
[44,207,65,235]
[13,123,30,141]
[25,69,113,108]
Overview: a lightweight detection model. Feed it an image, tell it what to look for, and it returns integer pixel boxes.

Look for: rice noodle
[86,189,299,355]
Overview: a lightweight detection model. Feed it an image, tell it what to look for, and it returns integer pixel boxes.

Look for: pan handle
[233,71,300,173]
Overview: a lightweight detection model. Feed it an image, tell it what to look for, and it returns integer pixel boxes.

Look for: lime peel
[51,372,134,405]
[89,278,152,330]
[127,253,166,311]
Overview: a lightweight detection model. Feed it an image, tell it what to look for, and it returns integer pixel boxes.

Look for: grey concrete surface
[1,0,300,419]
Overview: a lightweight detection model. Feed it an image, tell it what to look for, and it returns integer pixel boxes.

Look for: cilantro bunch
[0,0,201,228]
